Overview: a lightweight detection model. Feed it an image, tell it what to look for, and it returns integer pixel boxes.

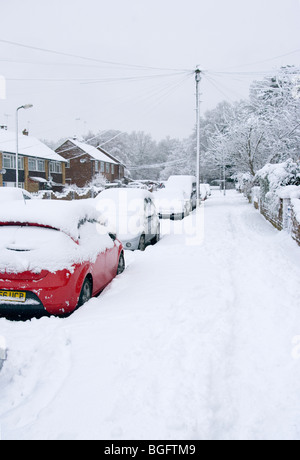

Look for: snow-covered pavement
[1,190,300,440]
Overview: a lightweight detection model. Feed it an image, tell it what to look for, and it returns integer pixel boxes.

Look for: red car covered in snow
[0,200,125,318]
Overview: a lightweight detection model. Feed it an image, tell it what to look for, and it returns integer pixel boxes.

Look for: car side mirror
[109,232,117,241]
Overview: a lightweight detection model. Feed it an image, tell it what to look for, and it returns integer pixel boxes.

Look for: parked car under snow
[94,188,160,251]
[0,187,32,203]
[0,200,125,318]
[154,175,197,220]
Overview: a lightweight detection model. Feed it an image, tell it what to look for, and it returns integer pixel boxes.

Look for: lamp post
[195,68,202,206]
[16,104,33,188]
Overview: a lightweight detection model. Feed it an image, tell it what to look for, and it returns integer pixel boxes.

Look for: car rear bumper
[0,267,85,318]
[0,291,50,318]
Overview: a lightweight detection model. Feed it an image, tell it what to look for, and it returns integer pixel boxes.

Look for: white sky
[0,0,299,142]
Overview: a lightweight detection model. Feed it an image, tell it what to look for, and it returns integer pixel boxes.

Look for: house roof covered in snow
[66,139,118,165]
[0,130,66,163]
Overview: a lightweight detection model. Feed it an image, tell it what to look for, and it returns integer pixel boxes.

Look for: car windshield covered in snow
[0,187,32,203]
[0,225,77,273]
[0,200,114,274]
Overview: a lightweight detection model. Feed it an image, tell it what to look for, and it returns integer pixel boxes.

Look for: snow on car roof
[166,175,196,191]
[0,187,31,203]
[0,199,103,241]
[96,187,153,202]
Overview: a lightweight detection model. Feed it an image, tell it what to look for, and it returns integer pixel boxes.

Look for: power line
[6,71,190,85]
[0,38,189,73]
[209,48,300,73]
[128,158,187,171]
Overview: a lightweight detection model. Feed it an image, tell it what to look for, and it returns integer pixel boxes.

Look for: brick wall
[56,141,124,187]
[248,187,300,247]
[291,209,300,246]
[260,203,283,231]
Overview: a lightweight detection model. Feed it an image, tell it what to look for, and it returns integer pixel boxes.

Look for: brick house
[0,128,66,193]
[55,138,126,188]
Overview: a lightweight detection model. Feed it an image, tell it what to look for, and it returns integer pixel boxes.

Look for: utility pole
[195,67,202,206]
[16,104,33,187]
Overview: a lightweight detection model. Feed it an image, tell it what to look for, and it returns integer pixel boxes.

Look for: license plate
[0,291,27,303]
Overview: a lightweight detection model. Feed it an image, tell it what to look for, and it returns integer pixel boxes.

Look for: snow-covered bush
[88,172,108,189]
[251,186,261,206]
[256,159,300,193]
[256,159,300,221]
[234,172,254,197]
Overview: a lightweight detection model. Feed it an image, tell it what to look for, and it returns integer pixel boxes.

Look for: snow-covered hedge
[248,160,300,242]
[255,159,300,219]
[256,159,300,195]
[234,173,255,201]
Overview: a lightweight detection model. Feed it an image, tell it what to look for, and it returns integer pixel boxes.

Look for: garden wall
[246,187,300,247]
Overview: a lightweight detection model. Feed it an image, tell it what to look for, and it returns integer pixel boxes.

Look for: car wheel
[117,252,125,275]
[138,234,146,251]
[77,277,92,308]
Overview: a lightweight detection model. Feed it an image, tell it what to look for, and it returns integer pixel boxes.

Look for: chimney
[22,129,29,136]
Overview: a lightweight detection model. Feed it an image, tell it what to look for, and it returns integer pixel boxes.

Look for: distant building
[0,127,66,192]
[55,138,126,188]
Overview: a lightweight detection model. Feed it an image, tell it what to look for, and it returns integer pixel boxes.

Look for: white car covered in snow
[0,187,32,203]
[94,188,160,251]
[154,175,197,220]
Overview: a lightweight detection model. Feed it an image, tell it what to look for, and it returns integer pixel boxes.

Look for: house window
[95,161,99,172]
[38,160,45,172]
[3,153,24,170]
[3,154,12,169]
[49,161,62,174]
[100,162,105,173]
[3,181,25,188]
[111,164,114,174]
[18,158,23,170]
[28,158,37,171]
[106,163,110,174]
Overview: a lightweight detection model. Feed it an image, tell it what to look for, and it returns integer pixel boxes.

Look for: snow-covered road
[1,190,300,440]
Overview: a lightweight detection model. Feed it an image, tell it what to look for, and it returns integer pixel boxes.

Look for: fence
[246,187,300,247]
[36,187,103,201]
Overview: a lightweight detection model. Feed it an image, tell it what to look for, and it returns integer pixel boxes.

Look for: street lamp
[16,104,33,188]
[195,68,202,206]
